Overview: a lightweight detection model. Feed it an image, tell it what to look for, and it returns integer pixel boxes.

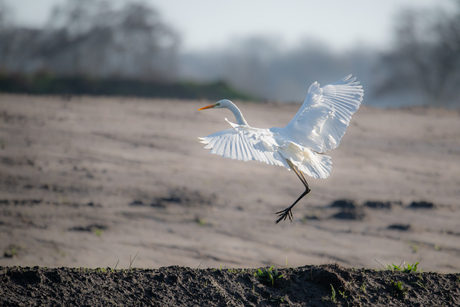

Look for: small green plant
[387,261,420,273]
[93,227,103,237]
[338,289,348,299]
[404,262,420,273]
[387,263,401,271]
[330,285,337,303]
[412,280,426,288]
[128,252,139,270]
[254,266,283,287]
[270,296,285,303]
[196,218,207,226]
[10,247,17,256]
[227,268,246,274]
[360,281,366,293]
[4,244,20,258]
[391,280,408,298]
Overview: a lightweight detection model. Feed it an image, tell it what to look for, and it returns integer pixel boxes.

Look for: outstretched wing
[282,75,363,153]
[198,119,289,168]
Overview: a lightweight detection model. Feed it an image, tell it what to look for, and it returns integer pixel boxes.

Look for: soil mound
[1,264,458,306]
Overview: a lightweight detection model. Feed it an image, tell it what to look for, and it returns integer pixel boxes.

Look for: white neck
[226,101,249,126]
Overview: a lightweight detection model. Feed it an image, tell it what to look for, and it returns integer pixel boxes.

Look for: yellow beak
[198,104,215,111]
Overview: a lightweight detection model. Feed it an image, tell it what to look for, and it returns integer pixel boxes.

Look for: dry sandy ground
[0,94,459,273]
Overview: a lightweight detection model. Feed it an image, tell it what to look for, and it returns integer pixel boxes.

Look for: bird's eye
[215,103,220,106]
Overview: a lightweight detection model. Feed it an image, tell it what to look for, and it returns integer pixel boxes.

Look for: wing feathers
[199,126,286,167]
[283,75,363,153]
[200,123,333,178]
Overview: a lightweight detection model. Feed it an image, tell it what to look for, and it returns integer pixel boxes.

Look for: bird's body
[198,75,364,223]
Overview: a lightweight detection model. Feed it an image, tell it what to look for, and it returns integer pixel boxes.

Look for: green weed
[270,296,285,303]
[330,284,337,303]
[254,266,283,287]
[128,252,139,270]
[196,218,207,226]
[93,227,103,237]
[412,280,426,288]
[387,261,420,273]
[9,247,17,256]
[338,289,348,299]
[227,268,246,274]
[391,280,408,298]
[360,281,366,293]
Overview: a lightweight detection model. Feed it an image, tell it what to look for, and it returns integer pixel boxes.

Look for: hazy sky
[4,0,452,53]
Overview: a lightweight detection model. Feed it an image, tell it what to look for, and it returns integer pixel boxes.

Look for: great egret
[198,75,363,223]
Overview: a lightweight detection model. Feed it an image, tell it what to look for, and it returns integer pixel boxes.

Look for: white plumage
[198,75,364,223]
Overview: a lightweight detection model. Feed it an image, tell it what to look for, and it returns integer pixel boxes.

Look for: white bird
[198,75,364,223]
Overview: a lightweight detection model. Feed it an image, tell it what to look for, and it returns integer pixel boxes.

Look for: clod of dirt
[387,224,412,231]
[39,184,51,190]
[86,202,101,207]
[331,207,367,221]
[330,199,357,209]
[302,213,320,220]
[3,244,21,258]
[364,200,399,209]
[129,200,146,206]
[68,224,108,232]
[0,199,43,206]
[152,187,217,207]
[409,201,436,209]
[307,264,352,292]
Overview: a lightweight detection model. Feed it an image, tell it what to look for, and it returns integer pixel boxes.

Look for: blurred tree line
[179,1,460,107]
[0,0,459,107]
[0,0,252,100]
[179,37,374,104]
[1,0,178,80]
[375,0,460,107]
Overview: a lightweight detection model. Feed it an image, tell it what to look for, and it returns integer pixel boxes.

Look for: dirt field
[0,93,459,304]
[1,264,459,306]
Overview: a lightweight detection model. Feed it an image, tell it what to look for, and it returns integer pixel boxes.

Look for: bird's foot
[275,206,294,224]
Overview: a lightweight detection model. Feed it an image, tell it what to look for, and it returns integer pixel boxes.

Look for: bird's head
[198,99,233,111]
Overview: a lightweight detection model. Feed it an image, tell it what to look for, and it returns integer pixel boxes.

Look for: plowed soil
[1,264,459,306]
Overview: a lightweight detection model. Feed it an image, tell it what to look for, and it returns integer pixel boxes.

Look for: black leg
[275,161,311,224]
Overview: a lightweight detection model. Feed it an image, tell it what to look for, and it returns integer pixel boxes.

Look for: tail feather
[279,143,332,179]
